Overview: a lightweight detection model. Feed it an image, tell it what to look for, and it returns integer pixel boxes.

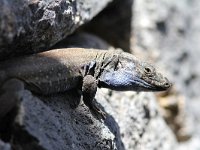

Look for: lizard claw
[90,102,107,120]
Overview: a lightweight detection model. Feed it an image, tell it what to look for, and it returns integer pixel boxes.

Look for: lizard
[0,48,171,119]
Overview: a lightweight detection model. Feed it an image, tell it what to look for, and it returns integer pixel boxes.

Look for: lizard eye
[144,67,152,74]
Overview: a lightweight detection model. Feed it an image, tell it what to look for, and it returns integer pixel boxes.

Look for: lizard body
[0,48,105,95]
[0,48,171,119]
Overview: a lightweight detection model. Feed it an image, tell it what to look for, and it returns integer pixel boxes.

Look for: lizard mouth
[138,76,171,91]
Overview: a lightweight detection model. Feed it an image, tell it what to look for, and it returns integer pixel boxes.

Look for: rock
[0,140,11,150]
[132,0,200,101]
[82,0,133,52]
[96,89,177,149]
[0,0,112,59]
[11,90,120,150]
[132,0,200,149]
[177,137,200,150]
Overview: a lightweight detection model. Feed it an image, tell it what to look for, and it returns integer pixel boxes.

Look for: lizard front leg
[0,79,24,118]
[82,75,106,119]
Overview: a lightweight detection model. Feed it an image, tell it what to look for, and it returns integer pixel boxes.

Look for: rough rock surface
[96,89,177,150]
[0,0,112,59]
[132,0,200,149]
[11,90,119,150]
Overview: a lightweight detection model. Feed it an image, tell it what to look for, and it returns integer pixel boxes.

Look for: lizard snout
[162,77,171,89]
[148,72,172,91]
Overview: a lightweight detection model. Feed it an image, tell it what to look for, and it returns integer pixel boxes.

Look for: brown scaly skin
[0,48,171,119]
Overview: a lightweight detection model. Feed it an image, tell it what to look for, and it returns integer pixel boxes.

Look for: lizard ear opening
[144,67,151,73]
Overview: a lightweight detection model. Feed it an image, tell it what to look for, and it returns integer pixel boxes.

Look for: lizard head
[98,53,171,92]
[132,61,171,91]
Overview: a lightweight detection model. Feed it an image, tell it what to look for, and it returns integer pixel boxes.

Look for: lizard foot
[82,75,107,120]
[89,100,106,120]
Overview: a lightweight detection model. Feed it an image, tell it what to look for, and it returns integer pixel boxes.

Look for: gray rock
[0,0,112,59]
[96,89,177,149]
[133,0,200,101]
[0,140,11,150]
[133,0,200,149]
[177,137,200,150]
[10,85,177,150]
[12,90,120,150]
[82,0,133,52]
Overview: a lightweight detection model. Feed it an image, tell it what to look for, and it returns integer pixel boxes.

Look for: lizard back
[0,48,106,94]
